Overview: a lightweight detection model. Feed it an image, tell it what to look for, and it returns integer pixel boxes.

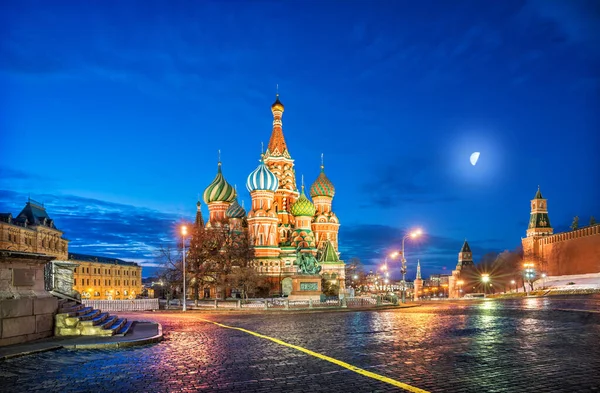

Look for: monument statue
[295,250,322,275]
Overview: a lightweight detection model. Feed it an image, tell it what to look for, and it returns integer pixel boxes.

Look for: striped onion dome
[203,162,236,204]
[226,198,246,219]
[310,166,335,198]
[291,186,316,217]
[246,158,279,192]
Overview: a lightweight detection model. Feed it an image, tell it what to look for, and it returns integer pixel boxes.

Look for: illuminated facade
[0,199,69,260]
[522,187,600,276]
[200,95,345,295]
[70,253,142,300]
[1,200,143,300]
[448,240,474,298]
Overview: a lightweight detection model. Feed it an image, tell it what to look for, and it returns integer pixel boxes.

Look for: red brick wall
[540,231,600,275]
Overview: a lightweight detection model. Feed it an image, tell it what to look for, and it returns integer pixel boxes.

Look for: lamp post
[400,229,422,303]
[181,225,188,312]
[510,279,516,293]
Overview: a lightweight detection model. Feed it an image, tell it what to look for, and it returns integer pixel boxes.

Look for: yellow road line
[200,318,429,393]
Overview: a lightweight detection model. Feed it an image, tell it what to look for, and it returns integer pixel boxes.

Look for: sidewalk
[0,321,162,360]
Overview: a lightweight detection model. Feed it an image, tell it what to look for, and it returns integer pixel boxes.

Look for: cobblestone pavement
[1,297,599,392]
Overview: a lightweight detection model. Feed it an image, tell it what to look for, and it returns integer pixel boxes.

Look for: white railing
[83,299,159,311]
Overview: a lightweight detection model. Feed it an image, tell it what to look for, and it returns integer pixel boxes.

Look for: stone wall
[0,251,58,346]
[538,229,600,276]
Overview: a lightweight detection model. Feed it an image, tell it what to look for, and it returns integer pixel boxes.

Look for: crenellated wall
[525,225,600,276]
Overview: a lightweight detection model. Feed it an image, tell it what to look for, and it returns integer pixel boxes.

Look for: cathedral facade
[200,95,345,296]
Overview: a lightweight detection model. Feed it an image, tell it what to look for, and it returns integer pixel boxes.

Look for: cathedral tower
[310,156,340,251]
[290,183,317,253]
[246,157,281,258]
[263,94,299,246]
[203,161,236,226]
[225,190,247,233]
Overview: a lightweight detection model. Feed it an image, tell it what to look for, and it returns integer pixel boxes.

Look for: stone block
[0,268,11,280]
[56,327,81,336]
[0,331,52,347]
[36,313,54,333]
[0,298,33,318]
[34,297,58,315]
[2,315,36,338]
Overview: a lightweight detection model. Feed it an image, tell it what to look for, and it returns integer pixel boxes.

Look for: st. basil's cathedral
[198,94,345,296]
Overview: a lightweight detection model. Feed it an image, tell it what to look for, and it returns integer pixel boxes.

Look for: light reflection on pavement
[1,296,599,393]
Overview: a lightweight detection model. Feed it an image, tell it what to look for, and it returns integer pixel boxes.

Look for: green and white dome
[226,198,246,219]
[203,162,236,204]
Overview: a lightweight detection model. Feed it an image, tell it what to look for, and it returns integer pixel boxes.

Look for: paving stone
[0,297,599,392]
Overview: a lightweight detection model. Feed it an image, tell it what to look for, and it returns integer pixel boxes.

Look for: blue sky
[1,0,599,278]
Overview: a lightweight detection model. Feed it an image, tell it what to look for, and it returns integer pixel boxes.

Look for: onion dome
[247,157,279,192]
[310,165,335,198]
[226,198,246,219]
[291,186,316,217]
[203,162,236,204]
[271,93,284,113]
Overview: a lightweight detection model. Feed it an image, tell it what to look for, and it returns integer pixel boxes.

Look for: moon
[470,152,480,166]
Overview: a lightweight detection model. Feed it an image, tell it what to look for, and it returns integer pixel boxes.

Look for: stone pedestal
[0,251,58,347]
[288,275,322,301]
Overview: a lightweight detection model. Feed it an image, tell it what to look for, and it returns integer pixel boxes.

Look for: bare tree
[228,266,268,300]
[187,221,256,300]
[155,244,183,308]
[345,257,367,291]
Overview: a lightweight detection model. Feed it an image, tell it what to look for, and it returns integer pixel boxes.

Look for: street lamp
[456,280,465,297]
[481,274,490,294]
[181,225,188,312]
[510,279,516,293]
[400,229,422,304]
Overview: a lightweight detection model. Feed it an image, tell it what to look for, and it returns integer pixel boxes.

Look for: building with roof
[0,199,69,260]
[197,95,345,297]
[69,253,142,300]
[448,240,475,298]
[1,200,143,301]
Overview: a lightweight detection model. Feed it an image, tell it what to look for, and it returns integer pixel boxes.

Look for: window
[74,279,76,285]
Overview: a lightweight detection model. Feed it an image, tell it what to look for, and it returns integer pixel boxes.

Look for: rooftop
[68,252,139,267]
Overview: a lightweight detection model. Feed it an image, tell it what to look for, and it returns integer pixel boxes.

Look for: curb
[157,304,421,314]
[0,323,163,359]
[1,345,63,361]
[63,322,163,349]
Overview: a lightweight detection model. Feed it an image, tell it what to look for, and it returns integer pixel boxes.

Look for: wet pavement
[1,296,599,392]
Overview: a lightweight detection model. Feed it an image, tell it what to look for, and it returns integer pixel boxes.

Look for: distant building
[448,240,475,298]
[0,199,69,260]
[1,199,143,300]
[521,187,600,276]
[69,253,142,300]
[194,95,345,297]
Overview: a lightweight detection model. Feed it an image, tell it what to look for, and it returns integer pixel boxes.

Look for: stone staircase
[55,299,134,337]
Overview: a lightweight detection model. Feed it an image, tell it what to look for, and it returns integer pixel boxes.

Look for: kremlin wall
[526,225,600,276]
[521,187,600,277]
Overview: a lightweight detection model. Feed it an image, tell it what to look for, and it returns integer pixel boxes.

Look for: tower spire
[416,260,422,280]
[266,92,289,158]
